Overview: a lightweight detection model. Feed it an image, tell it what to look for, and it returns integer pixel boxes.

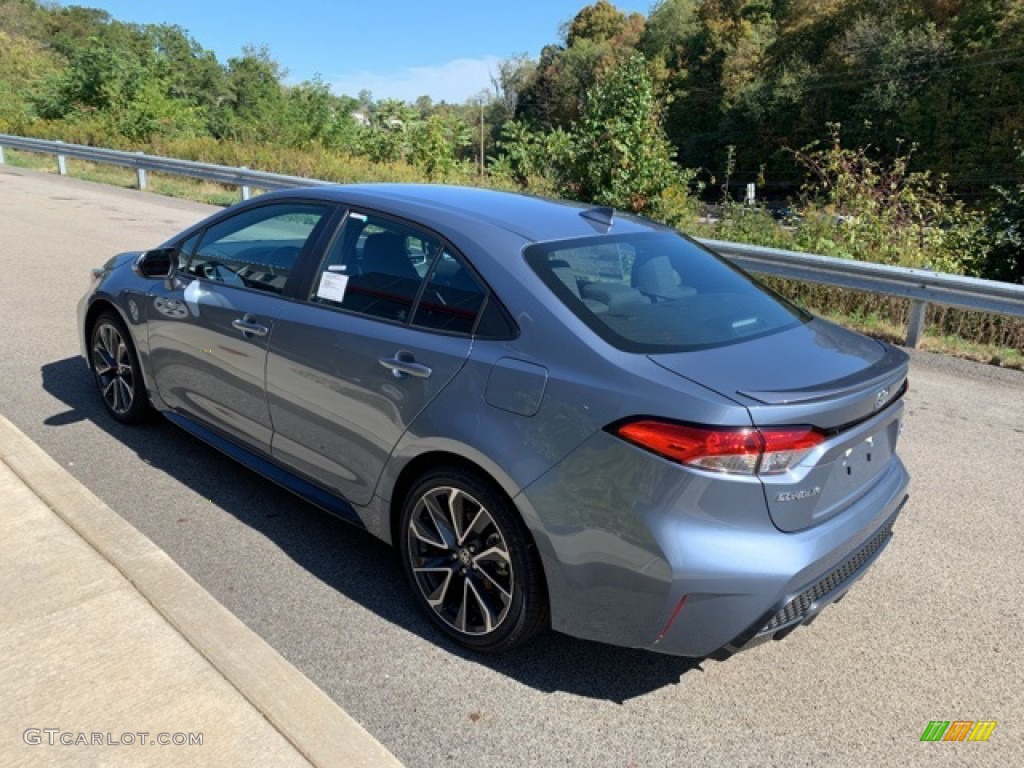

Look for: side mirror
[134,247,177,279]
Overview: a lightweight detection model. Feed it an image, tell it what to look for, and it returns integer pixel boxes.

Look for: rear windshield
[525,232,808,352]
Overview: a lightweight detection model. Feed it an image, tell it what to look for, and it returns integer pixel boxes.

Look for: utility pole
[479,98,485,176]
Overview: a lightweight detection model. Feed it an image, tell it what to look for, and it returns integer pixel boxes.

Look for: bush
[787,123,987,274]
[981,145,1024,284]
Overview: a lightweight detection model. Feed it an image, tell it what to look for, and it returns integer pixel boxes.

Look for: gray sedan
[77,184,910,657]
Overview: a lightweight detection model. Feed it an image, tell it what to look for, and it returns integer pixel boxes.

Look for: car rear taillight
[613,420,825,476]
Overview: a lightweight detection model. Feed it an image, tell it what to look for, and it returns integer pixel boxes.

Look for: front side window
[187,203,328,294]
[176,232,200,270]
[526,232,808,352]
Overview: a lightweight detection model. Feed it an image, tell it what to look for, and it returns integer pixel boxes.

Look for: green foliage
[982,145,1024,284]
[516,1,645,128]
[0,26,59,131]
[490,120,571,195]
[566,0,639,47]
[408,114,472,180]
[32,37,134,117]
[493,54,697,216]
[787,123,986,274]
[568,53,691,216]
[147,136,431,184]
[215,45,287,142]
[1,0,1021,303]
[633,0,1024,203]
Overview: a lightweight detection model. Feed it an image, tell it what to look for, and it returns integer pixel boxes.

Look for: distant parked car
[78,185,910,657]
[770,204,803,225]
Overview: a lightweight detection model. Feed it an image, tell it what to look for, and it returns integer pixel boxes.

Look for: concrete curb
[0,415,402,768]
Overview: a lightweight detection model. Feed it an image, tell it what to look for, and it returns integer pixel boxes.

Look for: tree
[788,123,984,272]
[516,1,644,129]
[0,0,47,38]
[566,0,633,46]
[217,45,286,141]
[568,53,687,215]
[284,76,335,145]
[490,55,535,121]
[983,145,1024,283]
[147,24,228,121]
[640,0,701,63]
[0,0,59,130]
[45,4,113,57]
[491,119,570,192]
[409,113,470,179]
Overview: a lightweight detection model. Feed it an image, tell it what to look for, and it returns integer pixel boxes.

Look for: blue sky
[74,0,652,103]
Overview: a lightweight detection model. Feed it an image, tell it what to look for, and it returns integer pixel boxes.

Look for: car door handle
[379,355,432,379]
[231,316,269,337]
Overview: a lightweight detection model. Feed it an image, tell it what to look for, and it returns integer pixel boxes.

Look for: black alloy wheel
[399,467,548,653]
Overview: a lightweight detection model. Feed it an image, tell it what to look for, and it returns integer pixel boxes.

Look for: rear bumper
[517,431,911,658]
[707,496,905,660]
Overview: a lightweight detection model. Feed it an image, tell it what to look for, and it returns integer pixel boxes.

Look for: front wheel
[89,311,152,424]
[399,468,548,653]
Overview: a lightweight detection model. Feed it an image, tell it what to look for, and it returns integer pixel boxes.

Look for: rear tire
[89,311,152,424]
[399,467,548,653]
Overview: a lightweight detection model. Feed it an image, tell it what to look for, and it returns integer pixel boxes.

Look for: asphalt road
[2,165,1022,767]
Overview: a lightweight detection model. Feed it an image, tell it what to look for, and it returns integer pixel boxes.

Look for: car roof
[260,183,664,243]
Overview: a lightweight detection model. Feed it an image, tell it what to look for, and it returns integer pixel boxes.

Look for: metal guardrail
[2,133,1022,347]
[700,238,1024,346]
[0,134,330,200]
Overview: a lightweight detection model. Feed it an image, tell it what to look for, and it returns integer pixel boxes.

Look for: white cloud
[329,56,500,104]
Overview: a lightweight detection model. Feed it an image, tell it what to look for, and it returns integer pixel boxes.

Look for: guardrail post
[240,166,251,201]
[135,152,147,190]
[905,299,928,348]
[56,141,67,176]
[0,145,5,164]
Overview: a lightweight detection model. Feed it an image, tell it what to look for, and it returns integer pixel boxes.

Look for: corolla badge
[874,387,890,410]
[777,487,821,503]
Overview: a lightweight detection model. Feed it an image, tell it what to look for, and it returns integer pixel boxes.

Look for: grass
[3,147,1021,370]
[920,334,1023,369]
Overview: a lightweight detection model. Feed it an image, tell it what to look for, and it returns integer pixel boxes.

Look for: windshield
[525,232,808,353]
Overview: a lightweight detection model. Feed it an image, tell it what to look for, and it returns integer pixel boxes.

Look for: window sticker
[349,212,368,222]
[316,271,349,303]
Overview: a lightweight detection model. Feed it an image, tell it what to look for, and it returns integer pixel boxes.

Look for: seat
[361,232,419,280]
[342,231,423,320]
[581,282,649,312]
[550,259,608,313]
[631,252,695,301]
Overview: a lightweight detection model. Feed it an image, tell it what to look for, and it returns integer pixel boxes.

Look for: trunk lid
[650,318,909,532]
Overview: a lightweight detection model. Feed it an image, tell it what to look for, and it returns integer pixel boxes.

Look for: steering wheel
[199,260,247,287]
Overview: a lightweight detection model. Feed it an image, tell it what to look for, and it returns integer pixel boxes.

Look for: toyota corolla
[78,184,910,657]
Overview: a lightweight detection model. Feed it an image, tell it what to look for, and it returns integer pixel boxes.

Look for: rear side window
[525,232,807,352]
[312,212,437,322]
[413,249,487,334]
[311,211,510,337]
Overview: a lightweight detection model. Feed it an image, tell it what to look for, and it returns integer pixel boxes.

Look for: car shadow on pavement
[41,356,701,702]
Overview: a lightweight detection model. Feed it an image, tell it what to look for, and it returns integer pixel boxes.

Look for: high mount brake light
[614,421,825,476]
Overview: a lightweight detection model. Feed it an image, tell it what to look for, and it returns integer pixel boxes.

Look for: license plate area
[834,429,892,490]
[762,407,903,532]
